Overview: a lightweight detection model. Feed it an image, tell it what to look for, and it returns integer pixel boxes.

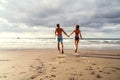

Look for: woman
[69,25,82,53]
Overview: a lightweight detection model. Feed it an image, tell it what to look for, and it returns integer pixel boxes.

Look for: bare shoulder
[60,28,63,30]
[55,28,57,30]
[79,30,81,32]
[60,28,64,31]
[73,29,76,32]
[74,29,78,32]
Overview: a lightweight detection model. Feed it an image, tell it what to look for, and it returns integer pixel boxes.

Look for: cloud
[1,0,119,27]
[0,0,120,38]
[0,0,96,26]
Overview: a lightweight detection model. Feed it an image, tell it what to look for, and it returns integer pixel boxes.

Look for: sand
[0,49,120,80]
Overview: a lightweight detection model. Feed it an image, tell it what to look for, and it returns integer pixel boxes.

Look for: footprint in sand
[51,74,56,78]
[96,74,102,78]
[28,58,46,79]
[30,58,44,69]
[28,74,38,80]
[57,54,66,58]
[55,57,66,64]
[0,59,10,61]
[43,74,56,80]
[0,75,7,78]
[91,71,95,75]
[69,77,78,80]
[90,63,96,65]
[85,66,93,71]
[71,72,83,77]
[34,58,41,62]
[19,72,26,75]
[29,65,44,74]
[101,67,120,74]
[52,67,56,69]
[51,66,57,72]
[75,59,81,62]
[74,53,80,57]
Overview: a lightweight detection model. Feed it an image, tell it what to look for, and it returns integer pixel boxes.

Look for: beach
[1,0,120,80]
[0,49,120,80]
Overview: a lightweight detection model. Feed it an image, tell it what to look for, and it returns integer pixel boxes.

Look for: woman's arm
[79,30,82,39]
[69,30,75,37]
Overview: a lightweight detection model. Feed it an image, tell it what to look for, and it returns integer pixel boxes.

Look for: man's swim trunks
[57,36,63,42]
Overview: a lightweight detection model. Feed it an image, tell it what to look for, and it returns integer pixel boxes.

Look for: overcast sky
[0,0,120,38]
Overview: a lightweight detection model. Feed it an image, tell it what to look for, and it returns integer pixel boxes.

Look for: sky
[0,0,120,38]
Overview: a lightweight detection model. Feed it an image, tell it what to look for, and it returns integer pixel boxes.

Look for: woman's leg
[74,40,77,53]
[75,40,79,53]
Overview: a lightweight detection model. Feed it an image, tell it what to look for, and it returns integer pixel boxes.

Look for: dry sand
[0,49,120,80]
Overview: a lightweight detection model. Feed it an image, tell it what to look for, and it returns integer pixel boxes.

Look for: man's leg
[61,42,64,54]
[57,43,60,53]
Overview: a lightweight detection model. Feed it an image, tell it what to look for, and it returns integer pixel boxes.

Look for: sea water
[0,38,120,50]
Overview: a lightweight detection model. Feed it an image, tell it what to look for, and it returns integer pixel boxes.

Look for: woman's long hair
[76,25,79,30]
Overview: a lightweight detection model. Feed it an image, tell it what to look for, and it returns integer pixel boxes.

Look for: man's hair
[56,24,60,27]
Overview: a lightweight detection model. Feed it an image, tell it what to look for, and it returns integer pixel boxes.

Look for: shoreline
[0,48,120,50]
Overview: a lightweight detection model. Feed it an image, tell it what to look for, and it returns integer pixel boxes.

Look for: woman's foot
[74,53,80,57]
[75,49,77,53]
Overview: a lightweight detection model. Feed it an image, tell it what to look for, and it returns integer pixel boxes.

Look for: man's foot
[58,51,61,54]
[57,54,66,58]
[58,50,61,54]
[62,49,64,54]
[62,51,64,54]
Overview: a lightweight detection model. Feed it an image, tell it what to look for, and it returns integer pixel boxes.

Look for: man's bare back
[55,27,63,36]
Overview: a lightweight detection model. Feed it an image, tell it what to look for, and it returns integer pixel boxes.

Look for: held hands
[67,34,72,38]
[67,34,71,38]
[67,34,83,39]
[65,33,70,38]
[68,34,71,38]
[67,34,70,38]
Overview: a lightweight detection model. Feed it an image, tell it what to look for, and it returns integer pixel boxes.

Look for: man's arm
[55,29,57,36]
[62,29,69,37]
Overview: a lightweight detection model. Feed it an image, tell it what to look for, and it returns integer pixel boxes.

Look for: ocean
[0,38,120,50]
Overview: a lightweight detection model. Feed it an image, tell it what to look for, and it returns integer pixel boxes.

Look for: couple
[55,24,82,54]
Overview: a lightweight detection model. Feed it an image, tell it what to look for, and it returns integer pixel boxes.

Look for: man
[55,24,69,54]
